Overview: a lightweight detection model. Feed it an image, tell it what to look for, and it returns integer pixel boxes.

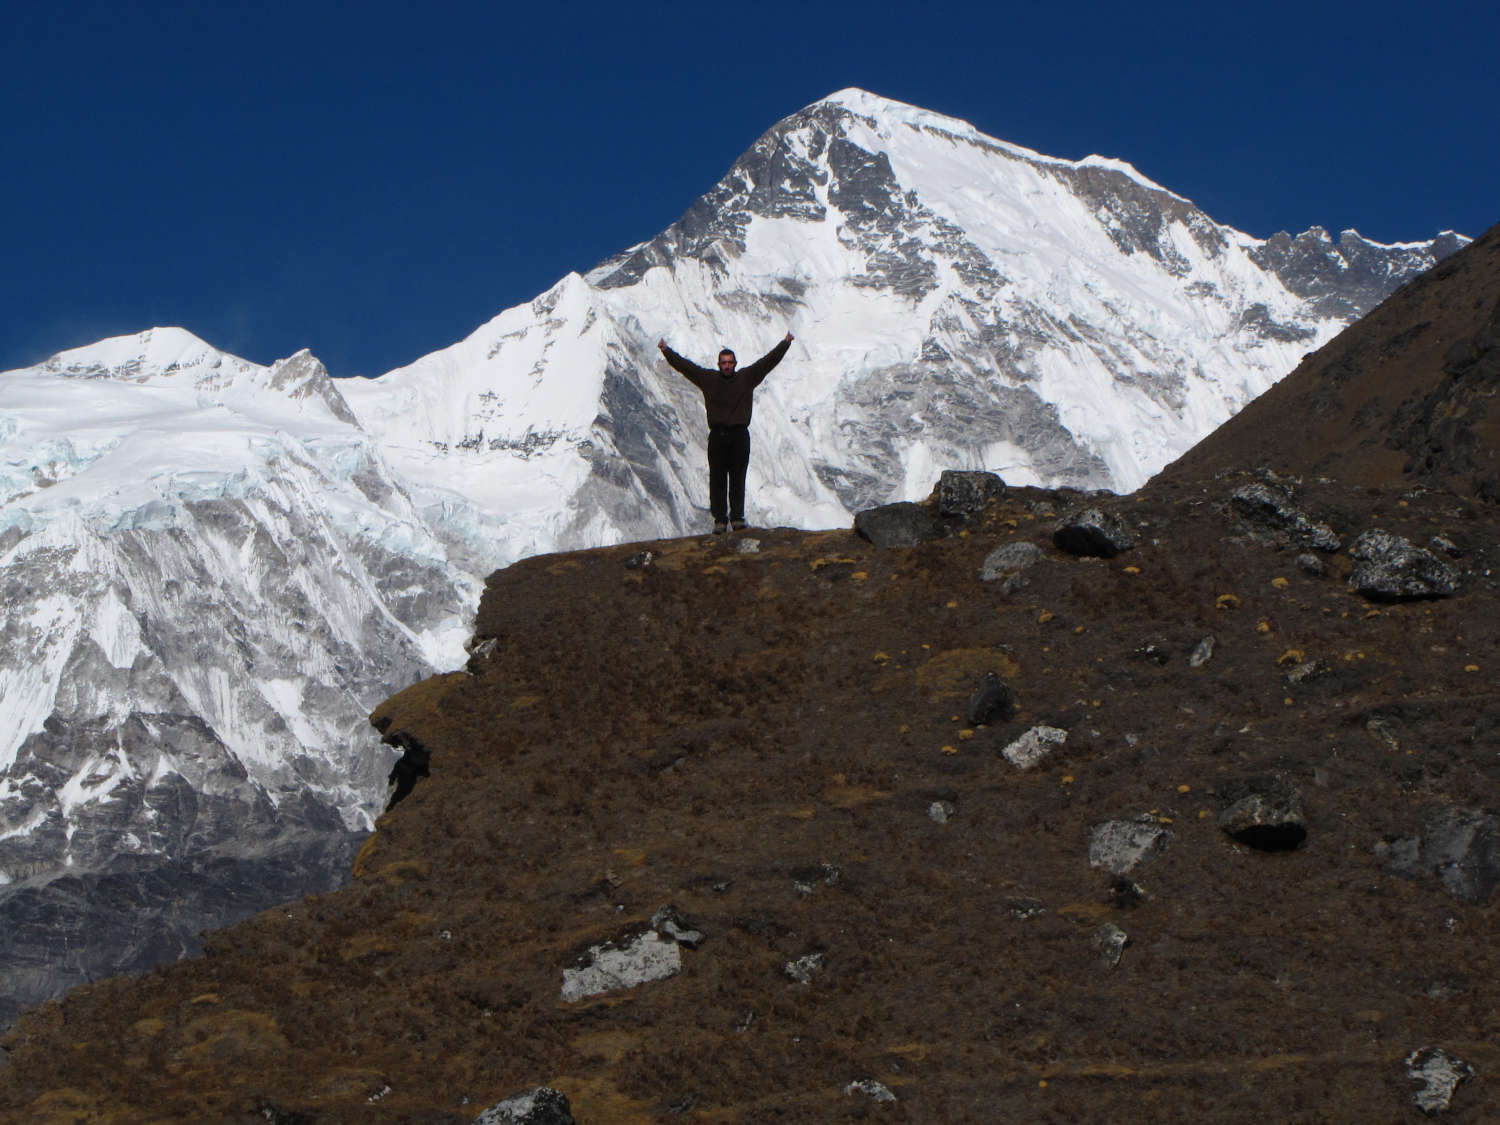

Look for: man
[657,331,794,533]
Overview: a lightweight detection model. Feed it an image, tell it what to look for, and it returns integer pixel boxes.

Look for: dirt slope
[2,224,1500,1124]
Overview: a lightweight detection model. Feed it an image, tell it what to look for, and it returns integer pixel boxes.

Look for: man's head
[717,348,737,376]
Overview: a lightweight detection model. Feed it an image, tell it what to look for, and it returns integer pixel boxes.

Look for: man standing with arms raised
[657,332,794,534]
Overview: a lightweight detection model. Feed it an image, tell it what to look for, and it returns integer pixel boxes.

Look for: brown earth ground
[1,223,1497,1123]
[3,474,1500,1123]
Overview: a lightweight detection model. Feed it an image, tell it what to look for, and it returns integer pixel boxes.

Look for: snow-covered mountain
[0,88,1463,1024]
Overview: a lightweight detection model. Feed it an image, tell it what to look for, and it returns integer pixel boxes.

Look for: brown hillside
[3,227,1500,1123]
[1156,220,1500,491]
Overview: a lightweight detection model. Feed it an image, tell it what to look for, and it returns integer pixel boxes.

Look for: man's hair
[718,348,736,361]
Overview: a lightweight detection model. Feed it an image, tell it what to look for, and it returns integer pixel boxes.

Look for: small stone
[1090,816,1172,876]
[980,541,1043,582]
[1218,784,1307,851]
[784,952,825,984]
[736,538,761,554]
[1052,507,1134,558]
[1095,922,1129,968]
[844,1078,898,1103]
[650,905,705,949]
[1296,553,1326,576]
[475,1087,577,1125]
[965,672,1018,725]
[1001,725,1068,770]
[928,800,955,823]
[1405,1047,1473,1115]
[465,635,499,660]
[1189,635,1215,667]
[1285,659,1329,685]
[624,550,655,570]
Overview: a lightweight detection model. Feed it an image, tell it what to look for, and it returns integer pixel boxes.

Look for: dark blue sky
[3,0,1495,377]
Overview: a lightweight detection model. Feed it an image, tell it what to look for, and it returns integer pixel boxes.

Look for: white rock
[1001,725,1067,769]
[561,931,681,1002]
[845,1078,897,1103]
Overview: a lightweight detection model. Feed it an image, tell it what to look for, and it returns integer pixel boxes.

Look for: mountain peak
[36,326,227,381]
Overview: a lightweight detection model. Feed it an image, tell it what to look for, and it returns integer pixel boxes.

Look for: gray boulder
[1348,529,1458,601]
[1218,782,1307,851]
[1229,482,1341,552]
[965,673,1017,725]
[1095,922,1129,968]
[937,469,1006,518]
[1388,808,1500,904]
[980,540,1043,585]
[854,501,950,548]
[1053,508,1133,558]
[1089,816,1172,876]
[476,1087,576,1125]
[1001,725,1068,770]
[561,929,682,1002]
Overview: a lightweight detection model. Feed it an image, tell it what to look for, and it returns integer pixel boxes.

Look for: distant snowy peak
[595,87,1461,321]
[33,327,358,424]
[40,327,253,383]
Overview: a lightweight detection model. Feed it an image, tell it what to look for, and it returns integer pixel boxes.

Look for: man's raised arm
[739,332,795,384]
[657,340,713,380]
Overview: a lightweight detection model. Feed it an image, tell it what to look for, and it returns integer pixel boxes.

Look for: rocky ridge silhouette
[1,222,1498,1122]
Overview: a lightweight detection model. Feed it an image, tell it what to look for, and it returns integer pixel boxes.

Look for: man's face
[718,351,737,375]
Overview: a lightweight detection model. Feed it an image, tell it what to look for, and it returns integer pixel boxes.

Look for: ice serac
[0,89,1465,1028]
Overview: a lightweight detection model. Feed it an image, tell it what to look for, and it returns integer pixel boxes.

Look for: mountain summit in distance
[0,88,1474,1040]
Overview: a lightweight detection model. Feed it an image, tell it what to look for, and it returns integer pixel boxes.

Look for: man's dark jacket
[659,338,791,426]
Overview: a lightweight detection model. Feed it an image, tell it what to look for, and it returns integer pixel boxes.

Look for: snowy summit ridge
[0,88,1465,1026]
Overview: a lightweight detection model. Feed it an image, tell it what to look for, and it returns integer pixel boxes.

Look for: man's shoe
[713,520,729,535]
[731,519,749,532]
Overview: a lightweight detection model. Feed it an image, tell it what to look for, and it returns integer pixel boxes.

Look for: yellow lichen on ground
[824,777,893,807]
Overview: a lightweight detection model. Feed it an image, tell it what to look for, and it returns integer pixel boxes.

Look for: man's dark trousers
[708,424,751,523]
